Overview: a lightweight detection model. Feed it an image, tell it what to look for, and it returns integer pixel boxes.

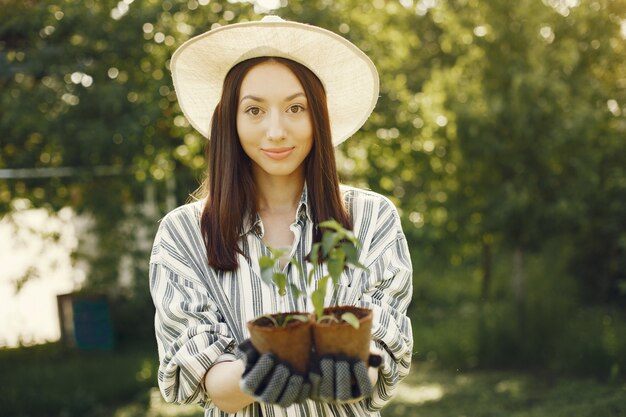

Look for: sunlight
[0,206,87,347]
[143,388,203,417]
[495,378,523,396]
[542,0,579,17]
[256,0,281,9]
[393,382,445,404]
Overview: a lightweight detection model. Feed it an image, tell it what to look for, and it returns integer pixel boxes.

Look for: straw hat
[170,15,379,146]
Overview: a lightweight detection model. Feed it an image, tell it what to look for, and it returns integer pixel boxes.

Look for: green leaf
[327,249,346,284]
[340,241,360,265]
[284,314,310,325]
[321,231,339,257]
[259,255,275,269]
[289,283,303,299]
[341,312,360,329]
[269,247,288,258]
[307,268,316,287]
[274,273,287,296]
[352,261,368,270]
[312,276,329,319]
[290,257,304,277]
[257,314,279,327]
[343,230,360,247]
[260,265,274,286]
[309,242,321,266]
[319,219,342,231]
[311,290,325,320]
[318,314,339,324]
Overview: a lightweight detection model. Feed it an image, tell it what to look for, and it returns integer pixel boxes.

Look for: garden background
[1,0,625,415]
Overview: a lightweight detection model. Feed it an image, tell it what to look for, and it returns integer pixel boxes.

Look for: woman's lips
[262,147,294,160]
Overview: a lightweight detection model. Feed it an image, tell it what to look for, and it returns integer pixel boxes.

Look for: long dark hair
[200,56,351,271]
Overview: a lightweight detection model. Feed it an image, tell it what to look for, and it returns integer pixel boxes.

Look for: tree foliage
[1,0,625,307]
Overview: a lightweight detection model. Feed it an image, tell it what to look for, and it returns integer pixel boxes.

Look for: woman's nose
[266,111,285,141]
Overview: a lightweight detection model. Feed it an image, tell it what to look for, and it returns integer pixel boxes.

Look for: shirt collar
[297,182,313,223]
[240,183,312,238]
[240,212,263,238]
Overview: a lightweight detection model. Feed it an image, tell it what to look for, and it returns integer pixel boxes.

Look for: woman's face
[236,61,313,182]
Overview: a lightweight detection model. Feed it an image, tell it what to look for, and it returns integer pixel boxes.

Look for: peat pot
[312,306,373,363]
[247,312,313,374]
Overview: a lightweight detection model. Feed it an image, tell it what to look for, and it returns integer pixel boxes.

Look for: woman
[149,16,413,417]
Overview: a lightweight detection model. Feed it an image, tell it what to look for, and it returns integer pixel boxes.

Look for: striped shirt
[149,185,413,417]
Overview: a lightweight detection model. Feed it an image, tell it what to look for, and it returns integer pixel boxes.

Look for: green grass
[409,252,626,378]
[0,342,157,417]
[383,364,626,417]
[3,343,625,417]
[114,364,626,417]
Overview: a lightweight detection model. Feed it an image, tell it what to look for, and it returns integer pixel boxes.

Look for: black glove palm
[309,353,381,402]
[237,339,311,407]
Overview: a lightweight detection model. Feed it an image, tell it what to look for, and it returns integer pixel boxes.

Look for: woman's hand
[204,359,255,413]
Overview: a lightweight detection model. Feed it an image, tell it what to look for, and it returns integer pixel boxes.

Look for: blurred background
[1,0,625,416]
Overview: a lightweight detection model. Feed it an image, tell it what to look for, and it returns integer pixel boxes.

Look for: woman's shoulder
[340,184,398,212]
[158,199,205,231]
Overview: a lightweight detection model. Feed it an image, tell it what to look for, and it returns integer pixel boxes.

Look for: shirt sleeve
[353,196,414,411]
[149,215,236,408]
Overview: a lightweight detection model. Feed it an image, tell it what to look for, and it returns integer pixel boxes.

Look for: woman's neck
[255,174,305,216]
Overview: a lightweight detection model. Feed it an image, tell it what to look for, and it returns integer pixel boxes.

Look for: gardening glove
[309,353,382,403]
[236,339,311,407]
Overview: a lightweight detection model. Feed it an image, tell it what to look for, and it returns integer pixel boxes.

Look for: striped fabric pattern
[149,185,414,417]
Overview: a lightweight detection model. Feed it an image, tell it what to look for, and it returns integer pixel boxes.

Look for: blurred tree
[1,0,625,310]
[0,0,258,293]
[433,0,626,304]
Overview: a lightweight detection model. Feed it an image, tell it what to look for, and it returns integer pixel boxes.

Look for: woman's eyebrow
[286,92,306,101]
[239,94,264,104]
[239,92,306,104]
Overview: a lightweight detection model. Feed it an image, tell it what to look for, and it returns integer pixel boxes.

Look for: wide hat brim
[170,16,379,146]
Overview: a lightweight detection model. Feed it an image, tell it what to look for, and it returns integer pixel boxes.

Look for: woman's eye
[287,104,305,114]
[245,106,262,116]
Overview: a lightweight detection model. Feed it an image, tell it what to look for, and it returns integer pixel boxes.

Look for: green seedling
[257,313,310,328]
[317,312,361,329]
[259,219,367,329]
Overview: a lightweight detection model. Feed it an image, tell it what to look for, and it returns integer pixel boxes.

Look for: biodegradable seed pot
[312,306,373,363]
[247,312,313,374]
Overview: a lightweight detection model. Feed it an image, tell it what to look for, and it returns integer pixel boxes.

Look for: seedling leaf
[289,284,303,299]
[259,255,275,269]
[340,242,358,264]
[284,314,310,325]
[260,265,274,286]
[319,219,343,232]
[322,232,338,257]
[327,249,346,284]
[341,312,360,329]
[290,257,304,277]
[312,275,329,319]
[309,242,321,266]
[273,273,287,296]
[269,247,288,258]
[318,314,340,324]
[258,314,279,327]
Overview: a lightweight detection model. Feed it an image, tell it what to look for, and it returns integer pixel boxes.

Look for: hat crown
[260,15,285,23]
